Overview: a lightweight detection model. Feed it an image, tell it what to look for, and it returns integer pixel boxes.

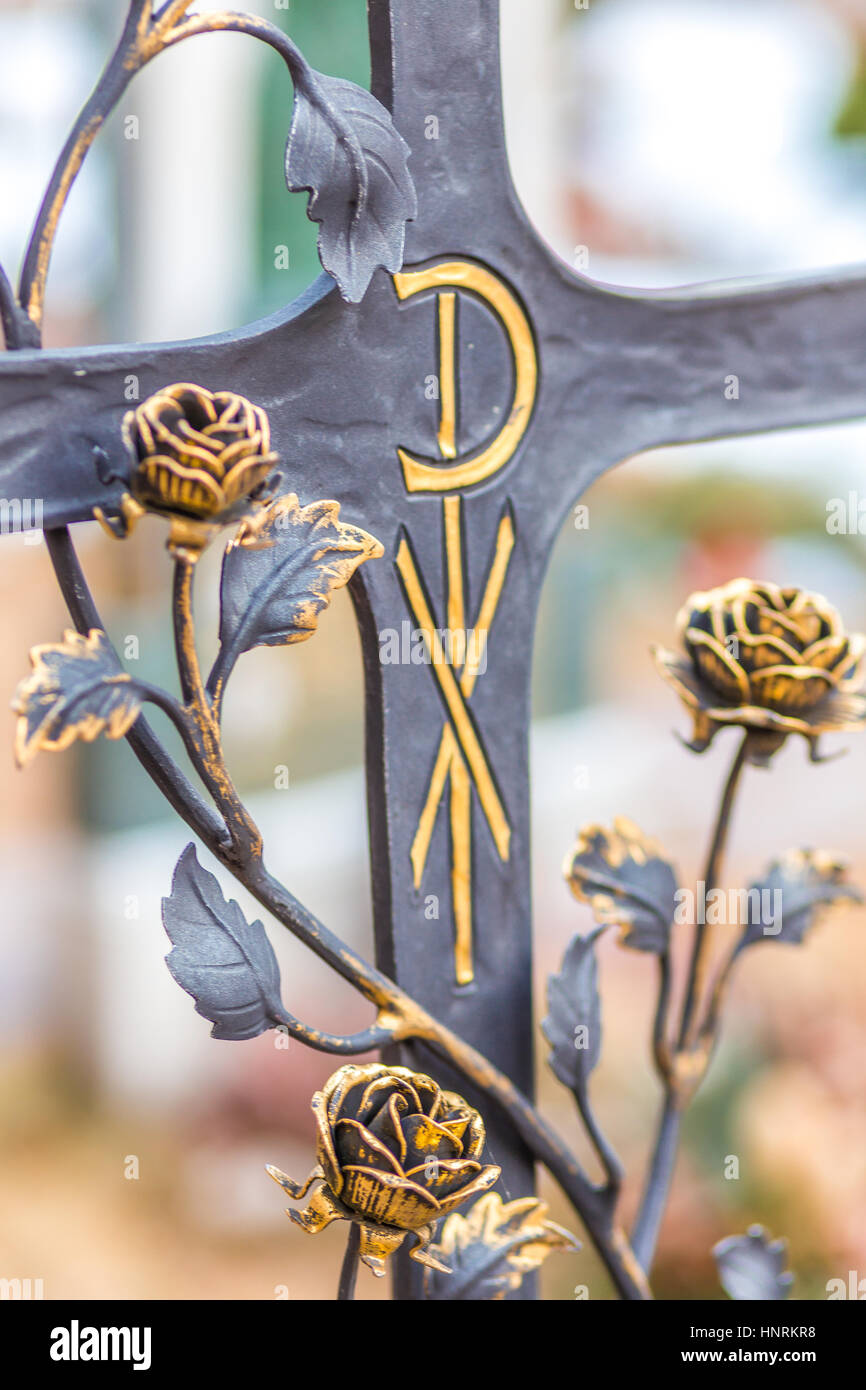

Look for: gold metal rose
[119,383,279,553]
[266,1063,500,1276]
[652,578,866,763]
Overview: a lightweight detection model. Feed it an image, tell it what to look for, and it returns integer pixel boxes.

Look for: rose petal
[705,690,866,737]
[323,1063,389,1125]
[219,435,262,467]
[365,1092,409,1165]
[341,1166,439,1230]
[750,665,834,712]
[138,456,225,517]
[220,456,275,509]
[436,1163,501,1217]
[312,1088,343,1195]
[734,595,797,647]
[684,605,715,640]
[408,1072,442,1119]
[460,1110,487,1162]
[685,630,750,702]
[357,1222,407,1277]
[167,383,218,425]
[800,635,849,672]
[786,587,842,636]
[288,1181,347,1235]
[437,1096,485,1158]
[404,1157,482,1199]
[334,1117,404,1176]
[736,633,803,673]
[400,1112,464,1168]
[357,1074,422,1125]
[651,646,705,709]
[406,1227,451,1273]
[176,418,223,454]
[836,635,866,689]
[707,703,811,735]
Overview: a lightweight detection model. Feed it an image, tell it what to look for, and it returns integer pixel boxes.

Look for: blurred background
[2,0,866,1301]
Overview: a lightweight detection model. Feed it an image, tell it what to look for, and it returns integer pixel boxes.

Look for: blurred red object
[679,533,768,594]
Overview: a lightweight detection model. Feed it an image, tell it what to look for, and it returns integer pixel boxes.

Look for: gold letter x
[396,497,514,984]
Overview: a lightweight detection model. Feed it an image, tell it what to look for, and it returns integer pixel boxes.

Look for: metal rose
[123,383,279,550]
[266,1062,500,1276]
[652,578,866,763]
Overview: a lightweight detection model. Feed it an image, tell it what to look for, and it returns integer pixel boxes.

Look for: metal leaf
[286,70,417,302]
[738,848,861,950]
[426,1194,579,1300]
[713,1226,794,1301]
[12,628,142,767]
[564,816,679,954]
[542,926,605,1092]
[214,494,383,684]
[162,844,290,1041]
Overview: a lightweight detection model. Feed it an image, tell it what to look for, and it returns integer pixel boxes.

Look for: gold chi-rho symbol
[392,259,538,984]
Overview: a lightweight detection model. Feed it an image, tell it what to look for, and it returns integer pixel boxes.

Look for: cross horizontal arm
[0,276,394,531]
[560,265,866,478]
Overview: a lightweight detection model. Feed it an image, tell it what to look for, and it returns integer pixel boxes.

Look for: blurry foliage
[255,0,370,316]
[833,47,866,139]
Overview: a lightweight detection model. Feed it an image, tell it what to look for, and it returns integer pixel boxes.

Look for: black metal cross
[3,0,866,1292]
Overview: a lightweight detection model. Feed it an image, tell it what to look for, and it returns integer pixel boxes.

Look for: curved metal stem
[631,731,750,1277]
[630,1094,681,1272]
[44,528,228,849]
[160,13,367,201]
[678,729,749,1050]
[572,1083,623,1198]
[0,262,39,350]
[18,1,358,333]
[19,2,151,331]
[171,552,262,862]
[280,1018,393,1056]
[337,1223,361,1300]
[651,952,673,1082]
[0,263,16,348]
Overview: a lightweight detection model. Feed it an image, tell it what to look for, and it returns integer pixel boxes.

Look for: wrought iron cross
[3,0,866,1297]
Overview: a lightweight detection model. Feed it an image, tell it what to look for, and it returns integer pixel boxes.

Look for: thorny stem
[337,1224,361,1301]
[42,524,651,1302]
[631,730,750,1276]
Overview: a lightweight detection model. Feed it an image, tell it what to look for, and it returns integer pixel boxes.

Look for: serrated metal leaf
[162,844,289,1041]
[214,494,383,684]
[286,69,417,302]
[713,1226,794,1301]
[541,926,605,1092]
[12,628,142,767]
[739,848,861,950]
[426,1193,579,1300]
[564,816,679,954]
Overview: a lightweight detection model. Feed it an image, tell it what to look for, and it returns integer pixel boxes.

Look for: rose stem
[631,727,749,1273]
[678,728,749,1051]
[337,1224,361,1300]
